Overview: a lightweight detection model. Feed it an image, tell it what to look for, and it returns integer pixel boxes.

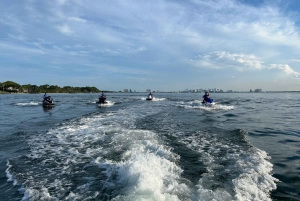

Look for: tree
[3,81,20,93]
[39,84,50,92]
[0,80,101,93]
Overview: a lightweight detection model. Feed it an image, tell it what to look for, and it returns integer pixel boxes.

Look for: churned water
[0,93,299,200]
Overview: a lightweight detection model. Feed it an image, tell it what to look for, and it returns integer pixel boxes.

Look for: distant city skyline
[1,0,300,91]
[121,88,265,93]
[0,80,268,94]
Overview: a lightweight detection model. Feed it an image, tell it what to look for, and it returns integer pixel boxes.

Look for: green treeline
[0,81,101,93]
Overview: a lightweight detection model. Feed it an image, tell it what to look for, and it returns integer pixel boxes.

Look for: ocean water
[0,92,299,201]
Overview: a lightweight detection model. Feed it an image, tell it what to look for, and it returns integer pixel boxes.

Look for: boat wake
[176,129,278,200]
[98,100,115,107]
[5,101,277,201]
[14,102,40,106]
[178,100,235,111]
[151,97,166,101]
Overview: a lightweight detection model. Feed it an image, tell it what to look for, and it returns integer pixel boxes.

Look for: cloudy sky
[1,0,300,91]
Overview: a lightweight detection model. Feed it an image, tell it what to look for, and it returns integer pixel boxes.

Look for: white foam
[140,97,166,101]
[178,100,235,111]
[9,100,276,200]
[178,132,278,201]
[97,130,190,201]
[232,149,278,201]
[5,161,19,186]
[16,104,190,200]
[199,103,235,111]
[98,100,115,107]
[20,187,55,201]
[152,97,166,101]
[15,102,40,106]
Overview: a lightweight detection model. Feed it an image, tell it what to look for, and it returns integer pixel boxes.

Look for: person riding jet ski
[146,92,153,100]
[202,91,213,104]
[99,91,107,104]
[43,93,53,103]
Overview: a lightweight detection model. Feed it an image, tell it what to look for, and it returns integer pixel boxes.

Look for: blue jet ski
[202,98,214,106]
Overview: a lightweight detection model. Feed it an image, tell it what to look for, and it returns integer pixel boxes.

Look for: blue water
[0,93,299,200]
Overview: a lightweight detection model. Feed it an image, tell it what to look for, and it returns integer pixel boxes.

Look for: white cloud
[192,51,300,78]
[56,24,73,35]
[136,46,147,52]
[8,34,26,41]
[268,64,300,78]
[97,48,120,56]
[0,14,26,33]
[0,42,45,55]
[192,51,264,70]
[56,0,67,5]
[68,17,87,23]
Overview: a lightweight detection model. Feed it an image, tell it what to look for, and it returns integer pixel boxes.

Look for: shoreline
[1,91,300,94]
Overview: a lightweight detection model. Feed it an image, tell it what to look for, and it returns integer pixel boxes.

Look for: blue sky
[1,0,300,91]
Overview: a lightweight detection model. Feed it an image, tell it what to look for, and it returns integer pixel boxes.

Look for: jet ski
[43,96,55,106]
[202,99,214,106]
[146,94,153,101]
[97,97,108,104]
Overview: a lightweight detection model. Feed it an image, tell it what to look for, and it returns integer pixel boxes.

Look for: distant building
[7,87,19,92]
[254,89,262,92]
[124,89,129,93]
[146,89,151,93]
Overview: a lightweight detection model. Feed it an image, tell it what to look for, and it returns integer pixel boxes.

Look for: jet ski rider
[202,91,213,103]
[99,91,106,103]
[44,93,50,102]
[43,93,48,99]
[43,93,52,103]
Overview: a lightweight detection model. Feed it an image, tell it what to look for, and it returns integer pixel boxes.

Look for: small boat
[146,97,153,101]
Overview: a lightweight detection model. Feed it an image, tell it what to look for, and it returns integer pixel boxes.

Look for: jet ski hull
[43,102,55,107]
[97,100,108,104]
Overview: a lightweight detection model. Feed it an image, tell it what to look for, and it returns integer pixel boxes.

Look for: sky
[1,0,300,91]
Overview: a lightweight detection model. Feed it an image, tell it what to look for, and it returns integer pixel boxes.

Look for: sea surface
[0,92,299,201]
